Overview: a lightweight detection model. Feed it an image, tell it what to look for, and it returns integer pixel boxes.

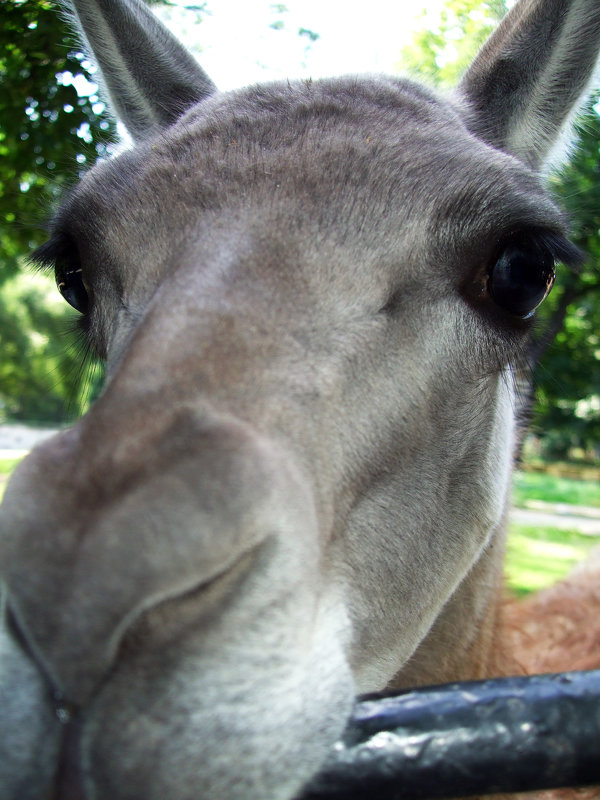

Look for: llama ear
[66,0,216,141]
[458,0,600,170]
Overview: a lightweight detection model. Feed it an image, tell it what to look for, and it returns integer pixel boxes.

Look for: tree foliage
[0,0,117,421]
[0,272,102,421]
[399,1,507,86]
[533,108,600,457]
[0,0,117,282]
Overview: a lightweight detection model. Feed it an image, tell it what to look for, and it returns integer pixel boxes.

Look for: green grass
[0,458,22,475]
[0,457,23,502]
[507,471,599,595]
[512,470,600,508]
[505,523,598,597]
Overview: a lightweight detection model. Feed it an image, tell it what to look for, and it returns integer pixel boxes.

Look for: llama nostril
[53,714,88,800]
[7,605,89,799]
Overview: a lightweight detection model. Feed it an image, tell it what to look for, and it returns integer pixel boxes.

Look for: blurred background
[0,0,598,597]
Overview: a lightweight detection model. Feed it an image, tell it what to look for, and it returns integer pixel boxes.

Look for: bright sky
[154,0,449,90]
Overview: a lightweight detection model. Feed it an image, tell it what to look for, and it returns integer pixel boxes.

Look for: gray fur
[0,2,599,798]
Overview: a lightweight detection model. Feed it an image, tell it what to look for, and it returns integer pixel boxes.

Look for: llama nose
[0,406,314,706]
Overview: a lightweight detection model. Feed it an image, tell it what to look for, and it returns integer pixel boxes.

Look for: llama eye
[56,263,89,314]
[488,238,555,319]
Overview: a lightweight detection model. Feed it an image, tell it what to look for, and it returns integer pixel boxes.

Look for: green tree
[0,0,116,421]
[0,272,102,422]
[399,0,507,86]
[531,106,600,458]
[0,0,118,282]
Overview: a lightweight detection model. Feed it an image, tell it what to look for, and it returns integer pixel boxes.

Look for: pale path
[511,504,600,536]
[0,424,60,458]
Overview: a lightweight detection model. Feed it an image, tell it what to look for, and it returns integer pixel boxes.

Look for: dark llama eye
[56,264,89,314]
[488,237,555,319]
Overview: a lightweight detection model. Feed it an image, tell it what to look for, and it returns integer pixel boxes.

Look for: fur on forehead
[52,73,564,245]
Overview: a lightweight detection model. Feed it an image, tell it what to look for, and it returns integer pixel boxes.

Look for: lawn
[504,523,598,597]
[505,469,599,596]
[0,457,22,502]
[512,470,600,508]
[0,458,22,474]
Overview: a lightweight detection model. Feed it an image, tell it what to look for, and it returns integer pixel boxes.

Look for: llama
[1,1,599,798]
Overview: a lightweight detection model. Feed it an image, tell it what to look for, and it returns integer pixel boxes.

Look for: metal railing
[301,671,600,799]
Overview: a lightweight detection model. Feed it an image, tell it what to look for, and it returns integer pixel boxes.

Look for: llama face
[0,2,597,798]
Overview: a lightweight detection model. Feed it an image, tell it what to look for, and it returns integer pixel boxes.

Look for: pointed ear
[458,0,600,170]
[66,0,216,141]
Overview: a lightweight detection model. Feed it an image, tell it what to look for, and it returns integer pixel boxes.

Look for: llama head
[0,2,596,799]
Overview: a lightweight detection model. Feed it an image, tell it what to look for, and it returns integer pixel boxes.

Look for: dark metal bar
[300,671,600,799]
